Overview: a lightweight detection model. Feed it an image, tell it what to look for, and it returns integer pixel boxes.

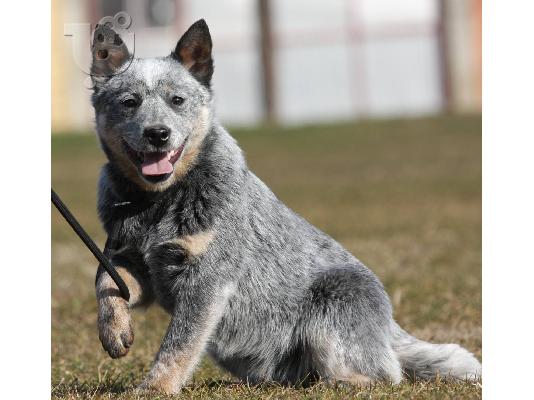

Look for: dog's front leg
[95,264,152,358]
[138,283,233,394]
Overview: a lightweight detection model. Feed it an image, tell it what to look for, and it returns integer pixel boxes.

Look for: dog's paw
[135,379,182,395]
[136,364,184,395]
[98,300,133,358]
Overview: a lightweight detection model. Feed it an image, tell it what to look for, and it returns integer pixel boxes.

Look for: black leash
[51,188,130,301]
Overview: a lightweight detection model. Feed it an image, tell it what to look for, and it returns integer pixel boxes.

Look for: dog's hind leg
[305,263,402,385]
[316,336,401,386]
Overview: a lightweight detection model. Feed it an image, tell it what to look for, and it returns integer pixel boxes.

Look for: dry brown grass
[52,115,481,399]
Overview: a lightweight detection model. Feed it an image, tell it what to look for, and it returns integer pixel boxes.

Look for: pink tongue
[141,152,173,176]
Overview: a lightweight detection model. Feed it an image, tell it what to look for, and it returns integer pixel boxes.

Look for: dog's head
[91,20,214,191]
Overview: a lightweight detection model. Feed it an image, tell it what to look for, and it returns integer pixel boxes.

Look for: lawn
[52,115,481,399]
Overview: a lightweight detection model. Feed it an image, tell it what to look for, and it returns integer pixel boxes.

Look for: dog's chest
[108,205,180,266]
[113,207,212,284]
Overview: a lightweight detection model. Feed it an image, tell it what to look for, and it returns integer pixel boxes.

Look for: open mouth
[123,139,187,182]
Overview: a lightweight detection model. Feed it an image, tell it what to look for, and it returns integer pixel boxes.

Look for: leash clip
[113,201,132,207]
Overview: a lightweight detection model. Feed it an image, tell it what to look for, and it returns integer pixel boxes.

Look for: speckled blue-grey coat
[91,20,481,394]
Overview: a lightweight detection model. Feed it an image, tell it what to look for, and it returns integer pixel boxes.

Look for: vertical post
[472,0,482,110]
[437,0,452,112]
[257,0,276,124]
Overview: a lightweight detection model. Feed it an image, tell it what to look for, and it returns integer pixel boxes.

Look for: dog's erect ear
[172,19,213,87]
[91,24,131,78]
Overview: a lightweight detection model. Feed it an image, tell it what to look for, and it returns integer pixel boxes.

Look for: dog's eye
[172,96,185,106]
[122,98,139,108]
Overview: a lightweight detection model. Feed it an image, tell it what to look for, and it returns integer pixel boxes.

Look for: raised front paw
[98,300,134,358]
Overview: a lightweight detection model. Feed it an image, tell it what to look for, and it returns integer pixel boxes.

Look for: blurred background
[52,0,481,131]
[52,1,481,397]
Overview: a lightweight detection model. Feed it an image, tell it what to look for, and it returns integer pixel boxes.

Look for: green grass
[52,115,481,399]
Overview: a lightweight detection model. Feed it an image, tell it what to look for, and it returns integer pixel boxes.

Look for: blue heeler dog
[91,19,481,394]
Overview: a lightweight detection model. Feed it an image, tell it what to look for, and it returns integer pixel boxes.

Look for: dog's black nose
[144,126,170,147]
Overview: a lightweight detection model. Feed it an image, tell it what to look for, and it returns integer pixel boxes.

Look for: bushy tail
[391,322,481,381]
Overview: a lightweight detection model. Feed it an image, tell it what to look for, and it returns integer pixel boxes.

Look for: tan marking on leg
[341,373,373,386]
[173,230,215,258]
[314,334,374,387]
[116,267,144,306]
[140,339,207,394]
[97,266,144,306]
[139,283,235,394]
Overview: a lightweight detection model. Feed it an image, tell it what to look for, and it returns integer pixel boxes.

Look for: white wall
[106,0,444,125]
[56,0,445,130]
[272,0,442,123]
